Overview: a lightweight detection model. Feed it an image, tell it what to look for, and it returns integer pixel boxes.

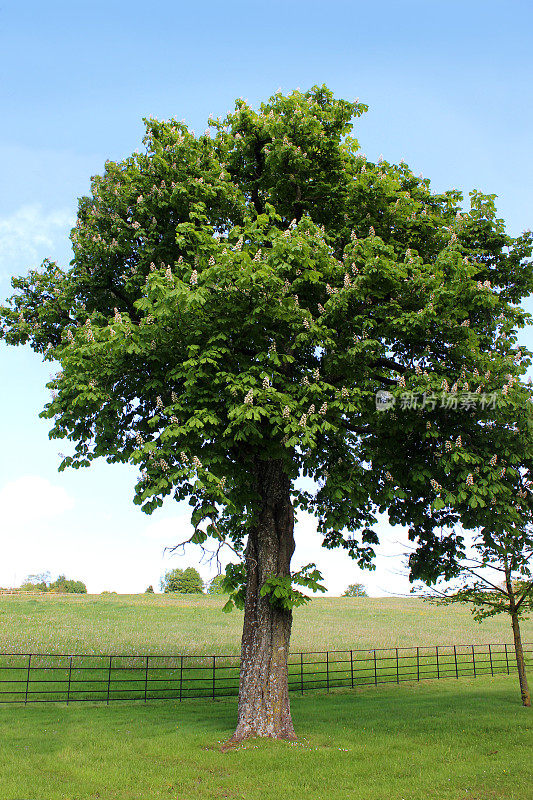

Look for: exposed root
[221,730,298,751]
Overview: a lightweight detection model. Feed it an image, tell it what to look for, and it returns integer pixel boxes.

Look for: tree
[207,574,228,594]
[422,528,532,706]
[160,567,204,594]
[20,572,51,591]
[343,582,368,597]
[1,86,532,741]
[48,575,87,593]
[145,584,155,593]
[411,407,533,707]
[20,573,87,593]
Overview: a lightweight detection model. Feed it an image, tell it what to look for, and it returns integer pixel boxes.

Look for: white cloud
[0,204,74,279]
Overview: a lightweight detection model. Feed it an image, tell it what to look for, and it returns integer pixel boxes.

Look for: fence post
[300,653,304,695]
[179,655,183,701]
[396,648,399,684]
[472,645,476,678]
[454,645,458,679]
[212,656,216,700]
[67,656,73,705]
[505,643,510,674]
[488,644,493,677]
[106,656,112,704]
[416,647,420,682]
[144,656,149,702]
[24,654,31,705]
[326,651,329,692]
[436,646,439,679]
[350,650,354,689]
[373,650,378,685]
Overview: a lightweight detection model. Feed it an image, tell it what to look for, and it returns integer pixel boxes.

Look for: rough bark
[229,460,297,742]
[510,609,531,707]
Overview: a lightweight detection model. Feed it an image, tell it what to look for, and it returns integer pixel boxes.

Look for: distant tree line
[157,568,230,595]
[20,572,87,594]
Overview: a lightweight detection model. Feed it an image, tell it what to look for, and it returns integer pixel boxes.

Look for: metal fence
[0,642,530,705]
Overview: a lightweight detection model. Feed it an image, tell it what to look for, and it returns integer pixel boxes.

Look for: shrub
[160,567,204,594]
[343,583,368,597]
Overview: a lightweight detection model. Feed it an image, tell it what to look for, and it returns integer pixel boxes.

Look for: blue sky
[1,0,532,594]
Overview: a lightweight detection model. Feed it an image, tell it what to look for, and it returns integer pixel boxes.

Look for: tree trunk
[229,460,297,742]
[505,565,531,708]
[510,609,531,707]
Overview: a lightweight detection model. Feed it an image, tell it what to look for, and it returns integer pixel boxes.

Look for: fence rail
[0,643,530,705]
[0,590,75,597]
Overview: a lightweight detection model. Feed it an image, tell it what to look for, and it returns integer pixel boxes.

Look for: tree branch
[371,358,407,373]
[462,566,508,596]
[516,580,533,610]
[109,282,140,322]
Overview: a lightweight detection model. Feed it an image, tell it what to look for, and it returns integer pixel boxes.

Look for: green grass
[1,676,531,800]
[2,594,531,799]
[1,593,531,655]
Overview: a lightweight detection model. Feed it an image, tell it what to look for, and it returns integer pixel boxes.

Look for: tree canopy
[2,87,531,576]
[416,410,533,706]
[160,567,204,594]
[343,583,368,597]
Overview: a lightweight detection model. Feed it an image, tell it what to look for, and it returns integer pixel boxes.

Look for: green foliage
[414,388,533,639]
[343,583,368,597]
[48,575,87,594]
[160,567,204,594]
[20,572,51,592]
[422,527,533,623]
[2,85,533,595]
[20,572,86,594]
[220,561,326,612]
[206,574,227,595]
[259,563,326,610]
[144,585,155,593]
[220,563,247,612]
[443,583,533,623]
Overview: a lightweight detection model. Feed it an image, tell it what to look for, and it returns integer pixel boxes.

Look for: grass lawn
[1,593,532,655]
[1,676,531,800]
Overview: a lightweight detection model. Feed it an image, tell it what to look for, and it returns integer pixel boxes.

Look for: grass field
[1,676,532,800]
[1,593,532,655]
[2,594,532,799]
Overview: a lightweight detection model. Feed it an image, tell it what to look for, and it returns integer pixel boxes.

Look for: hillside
[1,594,531,655]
